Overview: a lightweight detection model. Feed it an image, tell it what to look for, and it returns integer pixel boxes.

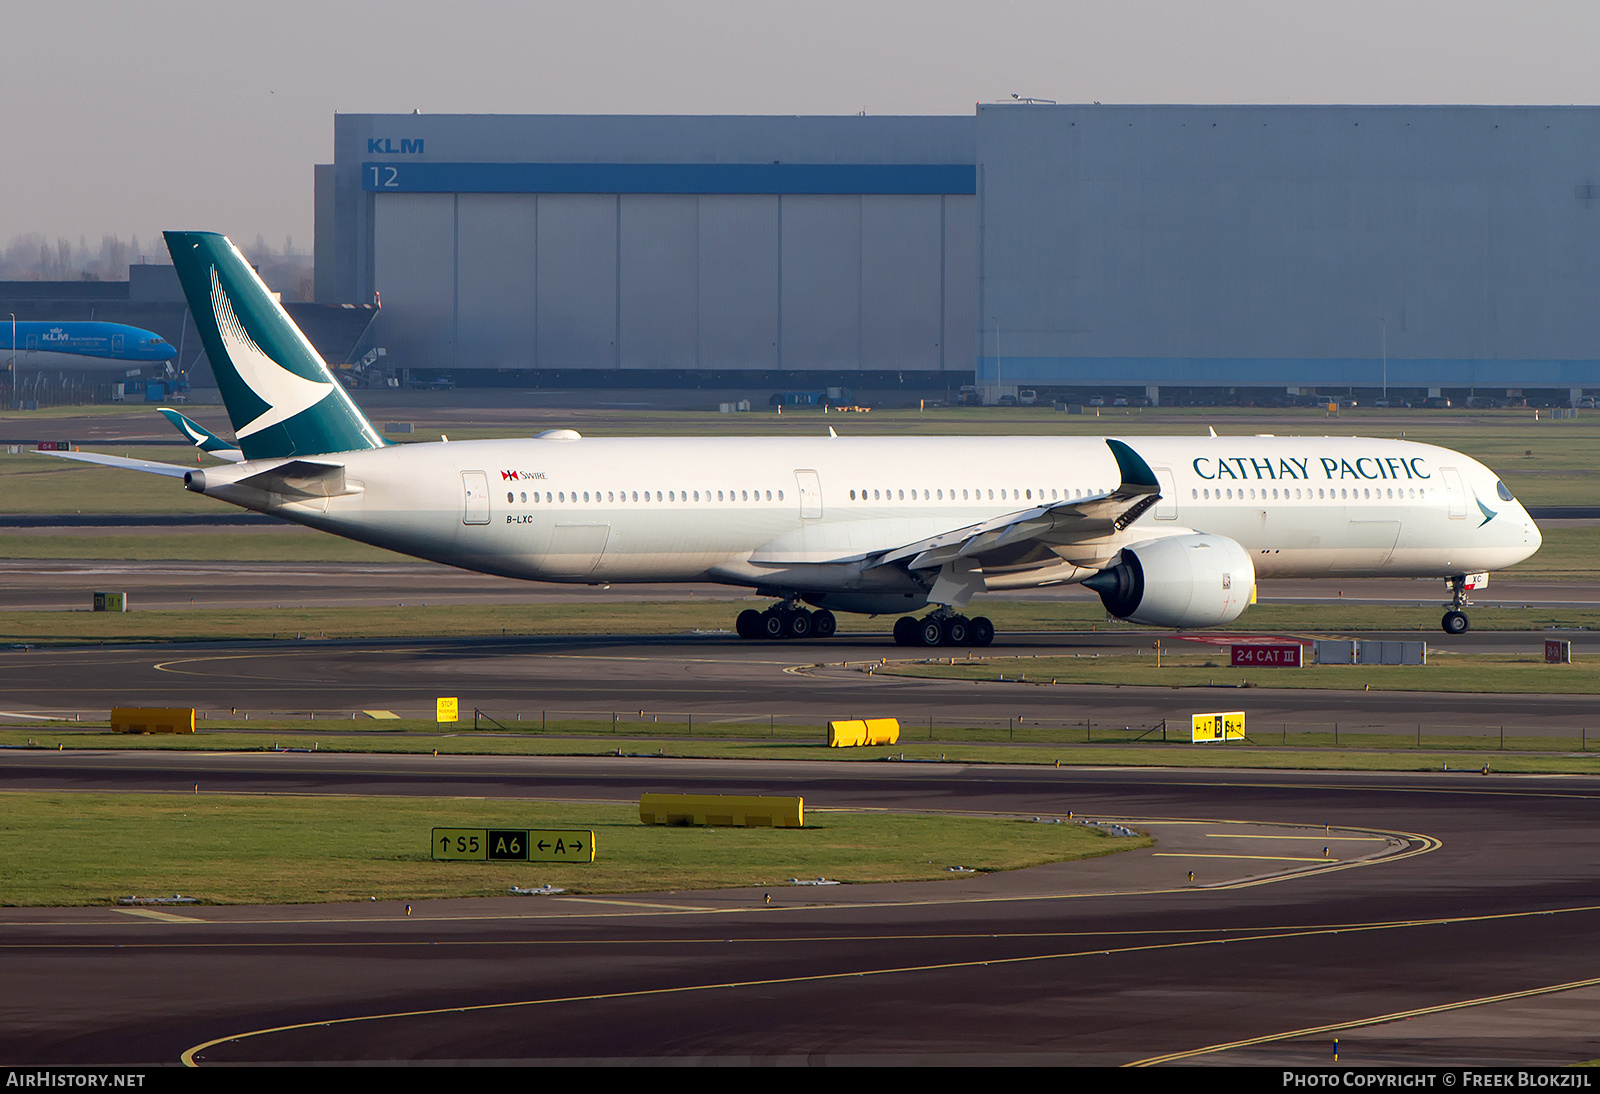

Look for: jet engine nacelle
[1083,533,1256,628]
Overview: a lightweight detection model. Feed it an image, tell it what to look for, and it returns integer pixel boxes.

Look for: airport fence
[25,707,1600,753]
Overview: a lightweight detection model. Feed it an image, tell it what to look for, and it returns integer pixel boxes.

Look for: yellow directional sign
[433,828,487,859]
[436,697,459,723]
[431,828,595,862]
[525,831,593,862]
[1191,711,1245,743]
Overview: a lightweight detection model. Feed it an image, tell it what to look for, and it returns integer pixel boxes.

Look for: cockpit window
[1496,480,1515,502]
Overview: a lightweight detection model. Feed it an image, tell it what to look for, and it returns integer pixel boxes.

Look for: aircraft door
[462,471,490,525]
[1440,467,1467,519]
[112,334,124,353]
[1153,467,1178,519]
[795,469,822,519]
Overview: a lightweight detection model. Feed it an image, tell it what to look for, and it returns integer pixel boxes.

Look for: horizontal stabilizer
[157,407,244,462]
[39,449,192,478]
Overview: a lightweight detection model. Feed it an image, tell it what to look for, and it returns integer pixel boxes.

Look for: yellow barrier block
[639,793,803,828]
[828,720,867,747]
[110,707,195,734]
[864,718,900,745]
[828,718,899,746]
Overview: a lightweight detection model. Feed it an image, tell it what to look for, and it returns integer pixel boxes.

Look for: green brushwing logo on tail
[164,231,386,460]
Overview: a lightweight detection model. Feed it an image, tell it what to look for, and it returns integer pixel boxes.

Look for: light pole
[7,313,13,408]
[1380,318,1388,403]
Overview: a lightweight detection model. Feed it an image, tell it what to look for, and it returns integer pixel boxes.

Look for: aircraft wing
[867,439,1162,574]
[39,449,193,478]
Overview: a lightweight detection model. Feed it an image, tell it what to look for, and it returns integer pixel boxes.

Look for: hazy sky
[5,0,1598,254]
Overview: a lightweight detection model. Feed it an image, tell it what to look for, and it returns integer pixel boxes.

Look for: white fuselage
[198,434,1540,606]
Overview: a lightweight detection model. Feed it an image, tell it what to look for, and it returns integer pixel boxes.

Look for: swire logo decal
[501,470,546,481]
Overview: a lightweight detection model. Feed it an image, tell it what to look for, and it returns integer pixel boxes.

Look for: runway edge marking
[1128,972,1600,1067]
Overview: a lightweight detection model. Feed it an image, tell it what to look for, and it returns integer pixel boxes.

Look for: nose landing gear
[1441,575,1472,635]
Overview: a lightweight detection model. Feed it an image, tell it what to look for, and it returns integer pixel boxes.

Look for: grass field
[0,792,1139,905]
[0,446,217,515]
[5,726,1598,773]
[0,529,406,562]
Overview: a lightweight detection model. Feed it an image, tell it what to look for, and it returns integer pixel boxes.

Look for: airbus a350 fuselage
[188,433,1538,612]
[60,231,1542,644]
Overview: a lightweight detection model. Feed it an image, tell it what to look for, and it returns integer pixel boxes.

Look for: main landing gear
[892,612,995,648]
[1441,575,1471,635]
[736,602,837,641]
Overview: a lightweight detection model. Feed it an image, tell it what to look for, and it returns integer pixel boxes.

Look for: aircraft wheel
[736,609,763,640]
[786,609,813,639]
[1442,610,1470,635]
[941,616,970,646]
[892,616,918,646]
[969,616,996,647]
[760,609,788,639]
[916,618,944,647]
[811,610,837,639]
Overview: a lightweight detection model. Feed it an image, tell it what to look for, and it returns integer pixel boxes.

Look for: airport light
[1381,318,1388,402]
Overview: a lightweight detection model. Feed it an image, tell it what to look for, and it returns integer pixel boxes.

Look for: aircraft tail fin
[163,231,386,460]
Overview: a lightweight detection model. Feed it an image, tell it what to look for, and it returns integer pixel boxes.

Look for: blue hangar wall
[977,103,1600,397]
[320,108,1600,394]
[320,114,977,376]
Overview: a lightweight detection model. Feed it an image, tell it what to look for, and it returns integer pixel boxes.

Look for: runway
[3,755,1599,1066]
[4,566,1599,1065]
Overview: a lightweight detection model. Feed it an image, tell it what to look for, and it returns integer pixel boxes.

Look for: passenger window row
[505,488,786,504]
[845,487,1102,502]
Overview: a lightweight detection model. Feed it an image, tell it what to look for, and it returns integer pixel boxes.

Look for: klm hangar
[315,114,977,384]
[316,107,1600,404]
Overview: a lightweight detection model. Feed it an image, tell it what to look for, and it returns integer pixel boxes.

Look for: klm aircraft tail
[164,231,386,460]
